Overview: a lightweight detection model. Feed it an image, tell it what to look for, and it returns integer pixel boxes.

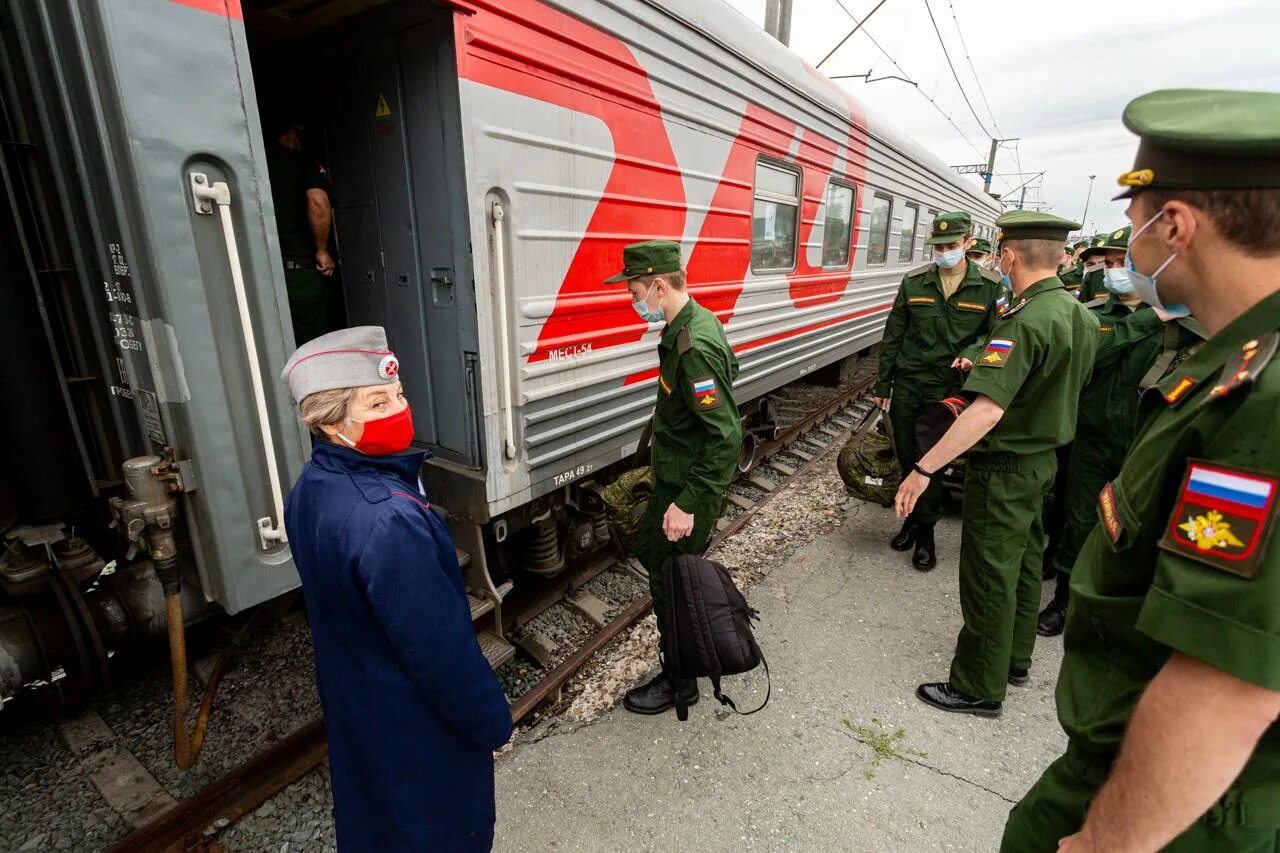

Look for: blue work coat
[283,441,513,851]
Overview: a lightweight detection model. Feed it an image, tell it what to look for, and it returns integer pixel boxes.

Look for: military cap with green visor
[604,240,683,283]
[924,211,972,245]
[1072,239,1090,251]
[967,237,993,255]
[1114,88,1280,199]
[1077,232,1108,261]
[994,210,1081,244]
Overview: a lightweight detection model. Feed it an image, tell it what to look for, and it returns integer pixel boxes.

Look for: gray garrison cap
[281,326,401,403]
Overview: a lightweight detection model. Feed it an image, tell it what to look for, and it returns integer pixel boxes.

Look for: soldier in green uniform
[895,210,1099,716]
[604,241,743,715]
[966,237,995,269]
[266,121,335,344]
[1058,240,1089,296]
[1076,233,1114,304]
[1003,89,1280,852]
[1038,225,1170,635]
[875,212,1006,570]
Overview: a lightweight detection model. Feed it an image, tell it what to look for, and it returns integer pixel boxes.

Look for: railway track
[104,375,879,853]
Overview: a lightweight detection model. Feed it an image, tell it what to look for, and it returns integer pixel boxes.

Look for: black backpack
[659,554,770,721]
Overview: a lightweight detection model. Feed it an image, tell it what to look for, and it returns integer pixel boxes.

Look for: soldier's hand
[894,471,929,519]
[662,503,695,542]
[316,249,336,276]
[873,396,890,412]
[1055,832,1095,852]
[951,357,974,372]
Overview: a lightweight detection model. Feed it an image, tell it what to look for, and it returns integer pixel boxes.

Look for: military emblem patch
[1164,375,1196,404]
[1099,324,1113,333]
[908,296,937,305]
[659,373,673,396]
[1158,460,1280,578]
[1098,482,1124,544]
[691,376,720,410]
[979,338,1015,367]
[995,294,1008,315]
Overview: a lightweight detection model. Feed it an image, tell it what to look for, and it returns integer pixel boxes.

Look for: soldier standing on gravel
[874,211,1006,571]
[604,240,743,716]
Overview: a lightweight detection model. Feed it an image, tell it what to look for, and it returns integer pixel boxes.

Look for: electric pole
[764,0,793,46]
[982,138,1019,195]
[1080,175,1097,232]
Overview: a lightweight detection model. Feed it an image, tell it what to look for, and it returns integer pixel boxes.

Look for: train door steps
[478,630,517,669]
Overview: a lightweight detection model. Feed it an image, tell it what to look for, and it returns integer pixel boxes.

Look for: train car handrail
[491,200,517,461]
[189,172,288,549]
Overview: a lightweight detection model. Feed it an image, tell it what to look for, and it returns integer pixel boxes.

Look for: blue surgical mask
[1103,267,1133,294]
[994,252,1012,292]
[934,247,965,269]
[632,281,665,323]
[1125,211,1188,317]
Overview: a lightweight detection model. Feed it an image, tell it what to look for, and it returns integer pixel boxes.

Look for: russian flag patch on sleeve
[691,376,720,410]
[1158,460,1280,578]
[979,338,1015,367]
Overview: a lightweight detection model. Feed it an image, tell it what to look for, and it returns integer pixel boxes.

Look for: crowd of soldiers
[615,87,1280,851]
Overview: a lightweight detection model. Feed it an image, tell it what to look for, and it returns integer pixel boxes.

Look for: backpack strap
[711,652,771,716]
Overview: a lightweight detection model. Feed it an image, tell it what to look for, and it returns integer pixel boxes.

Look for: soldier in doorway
[266,120,335,344]
[875,212,1006,571]
[1003,87,1280,853]
[604,241,743,716]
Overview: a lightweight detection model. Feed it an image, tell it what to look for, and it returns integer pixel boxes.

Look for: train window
[821,180,855,268]
[899,203,919,263]
[867,194,892,265]
[751,159,800,272]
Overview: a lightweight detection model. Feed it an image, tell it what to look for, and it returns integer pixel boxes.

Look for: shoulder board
[1204,331,1280,404]
[677,325,694,355]
[907,262,934,278]
[998,294,1032,320]
[1082,297,1108,309]
[979,267,1002,284]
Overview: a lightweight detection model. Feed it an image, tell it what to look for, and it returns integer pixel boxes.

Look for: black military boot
[912,524,937,571]
[890,517,917,551]
[623,670,699,715]
[915,682,1001,717]
[1037,575,1070,637]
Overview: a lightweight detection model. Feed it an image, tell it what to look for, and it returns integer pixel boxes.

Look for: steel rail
[107,375,877,850]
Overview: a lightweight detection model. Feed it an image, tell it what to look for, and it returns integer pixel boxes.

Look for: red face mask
[340,405,415,455]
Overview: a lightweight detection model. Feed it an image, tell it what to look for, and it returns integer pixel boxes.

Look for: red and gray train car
[0,0,1000,705]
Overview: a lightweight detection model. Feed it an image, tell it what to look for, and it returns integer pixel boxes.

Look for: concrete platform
[495,498,1066,852]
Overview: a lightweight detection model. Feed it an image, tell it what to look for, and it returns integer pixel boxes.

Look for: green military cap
[1114,89,1280,199]
[1096,225,1132,253]
[1078,232,1112,260]
[603,240,682,283]
[994,210,1081,243]
[1072,240,1090,251]
[967,237,993,255]
[924,211,972,244]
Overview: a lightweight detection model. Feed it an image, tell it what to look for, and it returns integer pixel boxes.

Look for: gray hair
[299,387,357,437]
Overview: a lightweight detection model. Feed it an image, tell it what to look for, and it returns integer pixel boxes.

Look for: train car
[0,0,1000,706]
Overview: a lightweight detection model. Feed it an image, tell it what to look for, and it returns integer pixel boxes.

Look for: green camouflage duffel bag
[837,421,902,507]
[603,466,655,553]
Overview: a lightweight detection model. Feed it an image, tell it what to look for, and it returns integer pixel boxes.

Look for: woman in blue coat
[280,326,513,852]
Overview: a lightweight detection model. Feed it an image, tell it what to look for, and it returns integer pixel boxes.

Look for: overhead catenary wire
[921,0,993,138]
[946,0,1002,137]
[816,0,892,69]
[827,0,988,163]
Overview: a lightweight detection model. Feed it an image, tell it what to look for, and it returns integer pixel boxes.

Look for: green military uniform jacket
[962,277,1100,454]
[875,259,1006,397]
[651,298,743,514]
[1078,269,1110,304]
[1060,289,1280,793]
[1077,296,1164,440]
[1059,261,1084,296]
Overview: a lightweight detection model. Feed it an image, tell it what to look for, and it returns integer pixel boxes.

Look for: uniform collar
[1015,276,1064,300]
[924,259,985,292]
[310,439,428,487]
[661,297,698,349]
[1155,289,1280,406]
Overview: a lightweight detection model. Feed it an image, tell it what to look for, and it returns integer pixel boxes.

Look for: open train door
[0,0,309,613]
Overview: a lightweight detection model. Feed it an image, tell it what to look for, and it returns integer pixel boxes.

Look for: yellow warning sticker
[375,94,392,119]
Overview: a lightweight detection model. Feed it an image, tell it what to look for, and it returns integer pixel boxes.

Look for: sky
[722,0,1278,238]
